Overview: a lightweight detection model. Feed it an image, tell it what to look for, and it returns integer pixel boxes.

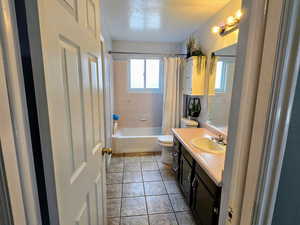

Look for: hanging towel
[192,56,207,96]
[208,55,219,96]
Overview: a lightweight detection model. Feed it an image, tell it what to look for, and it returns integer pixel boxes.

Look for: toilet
[159,118,198,164]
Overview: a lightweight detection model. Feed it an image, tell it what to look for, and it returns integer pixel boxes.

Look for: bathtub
[112,127,162,153]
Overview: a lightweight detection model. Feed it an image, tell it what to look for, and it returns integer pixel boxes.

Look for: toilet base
[160,146,173,165]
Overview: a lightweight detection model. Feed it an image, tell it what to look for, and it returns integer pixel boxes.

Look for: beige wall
[112,40,182,56]
[182,0,241,126]
[113,60,163,128]
[185,0,241,54]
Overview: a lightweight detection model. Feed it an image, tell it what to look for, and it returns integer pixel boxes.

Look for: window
[215,61,227,93]
[129,59,161,92]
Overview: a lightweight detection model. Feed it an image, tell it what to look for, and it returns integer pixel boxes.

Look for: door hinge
[227,207,234,223]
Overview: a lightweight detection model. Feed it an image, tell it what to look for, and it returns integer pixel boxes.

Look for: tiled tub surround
[112,127,162,153]
[106,153,196,225]
[113,60,163,128]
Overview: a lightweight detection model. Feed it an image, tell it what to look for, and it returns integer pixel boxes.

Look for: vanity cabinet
[191,164,221,225]
[179,149,194,204]
[183,56,206,96]
[173,137,221,225]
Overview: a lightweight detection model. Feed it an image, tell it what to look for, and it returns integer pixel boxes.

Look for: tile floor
[106,153,197,225]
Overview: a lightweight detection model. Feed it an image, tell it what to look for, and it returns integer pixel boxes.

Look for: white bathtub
[112,127,162,153]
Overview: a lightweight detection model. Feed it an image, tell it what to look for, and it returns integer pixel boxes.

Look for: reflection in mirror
[208,44,237,134]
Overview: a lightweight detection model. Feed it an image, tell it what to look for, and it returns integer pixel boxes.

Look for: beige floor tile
[106,154,194,225]
[124,162,141,172]
[154,154,162,161]
[107,198,121,218]
[169,194,189,212]
[123,172,143,183]
[122,183,144,197]
[121,215,149,225]
[140,155,155,162]
[124,156,141,163]
[142,162,159,171]
[109,162,124,173]
[111,156,123,162]
[149,213,178,225]
[146,195,173,214]
[107,184,122,198]
[142,170,162,182]
[175,212,196,225]
[108,217,120,225]
[107,173,123,184]
[164,181,181,194]
[144,181,167,195]
[121,197,147,216]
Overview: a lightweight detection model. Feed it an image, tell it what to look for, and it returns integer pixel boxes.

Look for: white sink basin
[190,137,226,153]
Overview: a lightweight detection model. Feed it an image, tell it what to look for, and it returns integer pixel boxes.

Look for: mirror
[207,44,237,134]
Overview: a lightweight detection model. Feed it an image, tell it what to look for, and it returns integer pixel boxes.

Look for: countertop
[172,128,225,187]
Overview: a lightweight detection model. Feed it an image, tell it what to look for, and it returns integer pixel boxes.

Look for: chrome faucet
[211,135,226,146]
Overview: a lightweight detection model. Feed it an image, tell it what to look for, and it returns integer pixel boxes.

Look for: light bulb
[212,26,220,34]
[226,16,235,26]
[235,10,243,20]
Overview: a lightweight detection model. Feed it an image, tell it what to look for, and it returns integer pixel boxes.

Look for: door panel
[87,0,96,35]
[60,38,86,173]
[37,0,105,224]
[89,56,101,146]
[94,173,104,225]
[76,199,91,225]
[58,0,79,21]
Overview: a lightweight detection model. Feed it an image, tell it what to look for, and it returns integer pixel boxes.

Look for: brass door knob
[102,148,112,155]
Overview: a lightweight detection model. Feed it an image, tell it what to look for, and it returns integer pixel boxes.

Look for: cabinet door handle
[213,207,219,214]
[192,177,198,188]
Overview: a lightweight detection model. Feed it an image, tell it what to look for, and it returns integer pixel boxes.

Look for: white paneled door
[37,0,105,224]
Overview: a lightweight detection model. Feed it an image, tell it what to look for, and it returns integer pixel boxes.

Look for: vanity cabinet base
[173,137,221,225]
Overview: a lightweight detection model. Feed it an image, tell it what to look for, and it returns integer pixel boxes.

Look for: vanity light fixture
[212,10,243,36]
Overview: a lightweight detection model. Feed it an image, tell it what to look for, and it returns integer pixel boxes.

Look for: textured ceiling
[101,0,231,42]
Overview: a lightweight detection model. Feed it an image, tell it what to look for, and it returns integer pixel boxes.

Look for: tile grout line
[119,157,124,224]
[106,157,122,224]
[157,158,181,225]
[141,163,151,225]
[109,154,194,225]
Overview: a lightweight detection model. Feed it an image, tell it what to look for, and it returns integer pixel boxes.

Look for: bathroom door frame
[0,142,14,225]
[102,45,114,148]
[241,1,300,224]
[0,0,42,224]
[220,0,300,225]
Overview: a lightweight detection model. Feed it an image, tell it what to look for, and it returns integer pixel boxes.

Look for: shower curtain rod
[108,51,186,56]
[211,53,236,58]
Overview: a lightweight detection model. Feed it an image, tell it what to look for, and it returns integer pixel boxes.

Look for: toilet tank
[181,118,198,128]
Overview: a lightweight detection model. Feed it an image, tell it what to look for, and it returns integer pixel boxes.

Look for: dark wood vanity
[173,136,222,225]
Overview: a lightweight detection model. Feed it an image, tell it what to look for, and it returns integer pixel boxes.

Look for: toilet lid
[158,135,174,144]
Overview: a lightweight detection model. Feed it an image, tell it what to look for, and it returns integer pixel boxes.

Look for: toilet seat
[158,135,174,147]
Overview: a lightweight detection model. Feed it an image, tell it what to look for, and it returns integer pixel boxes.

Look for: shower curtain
[162,57,183,135]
